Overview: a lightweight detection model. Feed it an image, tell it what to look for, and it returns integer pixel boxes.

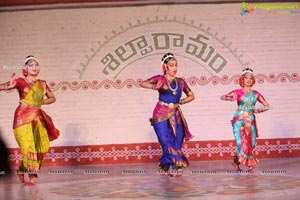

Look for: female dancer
[0,55,59,185]
[140,53,195,177]
[220,68,269,172]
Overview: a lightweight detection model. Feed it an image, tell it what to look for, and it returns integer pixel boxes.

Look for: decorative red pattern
[7,138,300,167]
[49,79,143,91]
[47,73,299,91]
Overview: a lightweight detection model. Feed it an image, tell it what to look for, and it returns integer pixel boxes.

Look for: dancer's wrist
[152,83,157,90]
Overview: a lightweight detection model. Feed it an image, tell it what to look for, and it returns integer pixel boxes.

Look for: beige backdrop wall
[0,2,299,165]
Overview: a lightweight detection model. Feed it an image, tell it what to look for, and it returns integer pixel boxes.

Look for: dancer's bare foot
[247,166,254,173]
[25,174,37,186]
[231,162,242,172]
[158,169,173,177]
[163,172,173,177]
[16,170,25,183]
[175,168,183,178]
[25,177,36,186]
[232,156,242,172]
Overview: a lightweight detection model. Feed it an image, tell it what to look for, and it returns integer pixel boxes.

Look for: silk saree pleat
[232,91,259,167]
[13,81,57,173]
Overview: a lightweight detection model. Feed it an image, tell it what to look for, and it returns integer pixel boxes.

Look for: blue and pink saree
[149,75,193,171]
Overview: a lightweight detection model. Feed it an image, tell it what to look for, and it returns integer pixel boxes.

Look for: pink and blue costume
[228,89,266,167]
[148,75,193,171]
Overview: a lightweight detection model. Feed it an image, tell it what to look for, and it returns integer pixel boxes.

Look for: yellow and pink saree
[13,78,59,174]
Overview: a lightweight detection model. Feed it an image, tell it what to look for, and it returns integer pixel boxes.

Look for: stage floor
[1,157,300,200]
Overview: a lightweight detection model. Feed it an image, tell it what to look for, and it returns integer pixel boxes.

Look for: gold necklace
[243,88,251,94]
[166,76,178,95]
[26,77,37,87]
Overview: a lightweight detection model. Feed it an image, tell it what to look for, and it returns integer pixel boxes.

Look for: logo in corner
[240,2,254,16]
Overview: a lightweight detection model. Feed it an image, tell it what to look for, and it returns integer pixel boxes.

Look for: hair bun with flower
[161,53,174,73]
[22,55,39,77]
[239,67,255,87]
[241,67,253,76]
[162,53,174,64]
[24,55,38,65]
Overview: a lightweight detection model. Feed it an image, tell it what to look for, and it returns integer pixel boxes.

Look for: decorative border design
[48,79,143,91]
[77,16,249,79]
[47,73,299,91]
[8,138,300,167]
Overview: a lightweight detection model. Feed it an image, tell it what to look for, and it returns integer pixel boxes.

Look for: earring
[162,64,167,73]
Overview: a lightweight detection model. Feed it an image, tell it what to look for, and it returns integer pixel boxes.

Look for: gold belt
[19,101,41,109]
[158,101,177,108]
[237,110,254,116]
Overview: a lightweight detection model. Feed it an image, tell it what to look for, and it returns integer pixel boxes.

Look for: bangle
[180,99,185,104]
[225,96,232,101]
[255,108,264,113]
[225,95,233,101]
[152,83,156,90]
